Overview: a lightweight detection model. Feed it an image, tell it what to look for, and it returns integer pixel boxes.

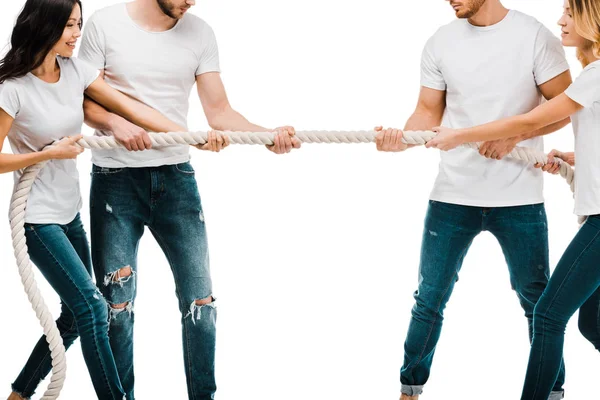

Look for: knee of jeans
[103,265,134,287]
[184,295,216,325]
[108,300,134,325]
[533,302,568,333]
[412,287,449,319]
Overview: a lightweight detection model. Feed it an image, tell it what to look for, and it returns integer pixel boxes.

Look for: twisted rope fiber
[9,161,67,400]
[11,129,574,399]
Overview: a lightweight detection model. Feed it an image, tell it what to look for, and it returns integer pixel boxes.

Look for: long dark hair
[0,0,82,84]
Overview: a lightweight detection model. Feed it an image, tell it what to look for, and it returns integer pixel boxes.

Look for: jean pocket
[175,162,195,175]
[91,165,124,175]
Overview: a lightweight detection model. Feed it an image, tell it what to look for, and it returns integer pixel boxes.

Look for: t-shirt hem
[565,88,590,109]
[195,66,221,76]
[24,209,81,226]
[420,80,446,91]
[91,153,191,168]
[429,194,545,208]
[0,101,16,119]
[84,70,102,89]
[574,207,600,217]
[536,61,570,85]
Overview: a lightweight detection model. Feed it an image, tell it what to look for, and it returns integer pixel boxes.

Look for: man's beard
[156,0,178,19]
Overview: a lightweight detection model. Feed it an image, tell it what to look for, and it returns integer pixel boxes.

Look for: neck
[468,0,509,27]
[129,0,178,31]
[31,52,59,78]
[580,46,599,65]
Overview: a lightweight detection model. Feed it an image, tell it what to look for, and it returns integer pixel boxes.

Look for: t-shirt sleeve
[78,13,106,70]
[0,82,20,119]
[420,35,446,91]
[533,25,570,85]
[196,24,221,76]
[72,57,101,89]
[565,66,600,108]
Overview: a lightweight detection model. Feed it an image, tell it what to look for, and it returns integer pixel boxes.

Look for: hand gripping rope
[9,130,574,399]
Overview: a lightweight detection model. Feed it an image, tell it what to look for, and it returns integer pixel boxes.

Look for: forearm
[83,97,123,132]
[85,94,185,134]
[458,114,537,143]
[115,100,184,133]
[208,106,268,132]
[519,117,571,141]
[0,151,50,174]
[404,110,443,148]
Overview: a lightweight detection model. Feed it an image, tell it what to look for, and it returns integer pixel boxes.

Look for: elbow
[206,106,231,131]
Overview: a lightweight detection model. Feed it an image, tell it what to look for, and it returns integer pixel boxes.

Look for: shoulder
[179,14,215,36]
[86,3,123,26]
[511,10,549,36]
[65,57,96,72]
[0,76,26,94]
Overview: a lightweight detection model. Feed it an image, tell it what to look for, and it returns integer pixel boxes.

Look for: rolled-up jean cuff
[549,390,564,400]
[401,385,424,396]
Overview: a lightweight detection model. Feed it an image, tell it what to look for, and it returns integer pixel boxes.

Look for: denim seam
[532,227,600,398]
[20,317,77,396]
[175,163,195,174]
[149,226,197,399]
[30,228,117,398]
[410,261,463,381]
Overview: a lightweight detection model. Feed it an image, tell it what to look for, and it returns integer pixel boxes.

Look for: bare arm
[85,77,185,134]
[0,109,83,173]
[519,70,573,140]
[460,93,579,143]
[427,93,582,152]
[376,87,446,151]
[196,72,299,153]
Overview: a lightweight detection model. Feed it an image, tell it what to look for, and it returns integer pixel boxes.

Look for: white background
[0,0,598,399]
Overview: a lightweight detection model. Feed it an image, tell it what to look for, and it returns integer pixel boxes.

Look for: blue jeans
[90,162,216,400]
[401,201,565,398]
[11,214,125,400]
[521,214,600,399]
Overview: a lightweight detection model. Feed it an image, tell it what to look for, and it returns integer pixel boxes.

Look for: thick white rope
[9,161,67,400]
[77,130,574,191]
[11,129,574,400]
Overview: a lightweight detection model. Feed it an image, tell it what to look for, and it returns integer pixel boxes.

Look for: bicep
[526,93,582,129]
[539,70,572,100]
[0,109,14,153]
[415,87,446,121]
[196,72,230,118]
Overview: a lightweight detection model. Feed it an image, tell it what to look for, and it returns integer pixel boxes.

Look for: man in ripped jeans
[79,0,300,399]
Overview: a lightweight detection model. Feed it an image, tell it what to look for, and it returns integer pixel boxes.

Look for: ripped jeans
[12,214,125,400]
[90,162,216,400]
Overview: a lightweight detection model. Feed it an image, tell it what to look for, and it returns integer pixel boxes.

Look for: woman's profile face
[558,0,588,48]
[52,3,82,58]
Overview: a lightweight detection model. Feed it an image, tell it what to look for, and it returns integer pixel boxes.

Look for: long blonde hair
[569,0,600,66]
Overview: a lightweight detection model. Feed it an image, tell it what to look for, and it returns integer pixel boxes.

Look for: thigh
[149,163,211,307]
[65,213,93,276]
[25,223,99,312]
[537,216,600,322]
[418,201,481,288]
[489,204,550,290]
[90,166,146,304]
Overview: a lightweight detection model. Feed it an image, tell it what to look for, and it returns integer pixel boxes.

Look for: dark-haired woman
[0,0,210,399]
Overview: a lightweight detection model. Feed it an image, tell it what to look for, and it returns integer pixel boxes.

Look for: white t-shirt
[78,3,221,168]
[423,10,570,207]
[0,56,99,224]
[564,60,600,216]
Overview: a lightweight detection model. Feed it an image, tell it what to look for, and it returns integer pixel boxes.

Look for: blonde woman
[427,0,600,398]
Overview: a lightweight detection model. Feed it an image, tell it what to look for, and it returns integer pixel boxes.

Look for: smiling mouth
[67,41,76,49]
